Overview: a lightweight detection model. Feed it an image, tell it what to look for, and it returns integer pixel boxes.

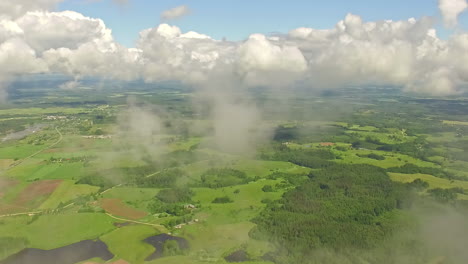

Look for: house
[185,204,196,209]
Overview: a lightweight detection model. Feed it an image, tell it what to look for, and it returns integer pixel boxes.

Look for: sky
[1,0,468,101]
[58,0,466,47]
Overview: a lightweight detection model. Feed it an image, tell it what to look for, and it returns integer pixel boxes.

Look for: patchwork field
[39,181,99,209]
[1,86,468,264]
[0,179,61,214]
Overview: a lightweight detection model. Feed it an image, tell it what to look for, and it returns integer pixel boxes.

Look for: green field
[39,181,99,209]
[7,161,86,181]
[389,173,468,190]
[101,225,159,263]
[182,155,310,180]
[0,213,116,250]
[1,84,468,264]
[0,107,91,117]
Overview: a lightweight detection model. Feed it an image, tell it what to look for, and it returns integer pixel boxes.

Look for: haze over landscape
[0,1,468,264]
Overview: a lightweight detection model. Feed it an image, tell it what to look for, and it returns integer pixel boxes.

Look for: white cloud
[237,34,307,87]
[15,11,113,53]
[239,34,307,73]
[136,24,235,84]
[439,0,468,27]
[43,42,140,81]
[181,31,211,39]
[0,0,63,19]
[0,37,48,101]
[283,14,464,94]
[0,6,467,98]
[160,5,191,21]
[0,38,47,75]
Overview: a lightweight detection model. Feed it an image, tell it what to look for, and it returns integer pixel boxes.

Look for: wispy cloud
[160,5,191,21]
[111,0,128,6]
[82,0,128,7]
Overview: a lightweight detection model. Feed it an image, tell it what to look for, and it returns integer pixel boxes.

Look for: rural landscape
[1,0,468,263]
[0,81,468,264]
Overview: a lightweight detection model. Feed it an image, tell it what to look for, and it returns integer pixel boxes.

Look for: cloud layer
[0,2,467,98]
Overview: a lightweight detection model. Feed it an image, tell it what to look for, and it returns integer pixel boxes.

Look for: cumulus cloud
[237,34,307,87]
[15,11,114,53]
[161,5,191,21]
[0,0,63,19]
[301,15,425,88]
[439,0,468,27]
[284,14,466,95]
[0,37,47,101]
[136,23,235,84]
[1,2,468,101]
[128,13,468,95]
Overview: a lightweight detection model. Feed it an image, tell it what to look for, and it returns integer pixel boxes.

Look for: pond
[143,234,189,261]
[0,240,113,264]
[224,250,251,263]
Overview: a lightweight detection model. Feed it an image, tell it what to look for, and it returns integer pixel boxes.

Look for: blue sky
[59,0,467,47]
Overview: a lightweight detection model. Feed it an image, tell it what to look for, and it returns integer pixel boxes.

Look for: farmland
[1,84,468,264]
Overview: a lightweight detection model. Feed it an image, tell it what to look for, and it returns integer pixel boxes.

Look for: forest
[1,84,468,264]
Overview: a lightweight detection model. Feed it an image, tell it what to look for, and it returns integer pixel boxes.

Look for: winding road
[9,126,63,168]
[1,128,169,231]
[0,127,63,218]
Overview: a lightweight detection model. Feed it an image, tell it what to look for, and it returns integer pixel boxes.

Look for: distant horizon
[1,0,468,100]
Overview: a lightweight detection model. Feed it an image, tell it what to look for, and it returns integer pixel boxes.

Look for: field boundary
[9,127,63,168]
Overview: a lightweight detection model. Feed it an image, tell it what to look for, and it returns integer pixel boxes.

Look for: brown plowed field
[0,178,19,195]
[15,179,62,206]
[100,198,147,220]
[0,179,61,214]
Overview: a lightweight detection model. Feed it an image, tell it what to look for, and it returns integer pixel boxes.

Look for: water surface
[143,234,189,261]
[0,240,113,264]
